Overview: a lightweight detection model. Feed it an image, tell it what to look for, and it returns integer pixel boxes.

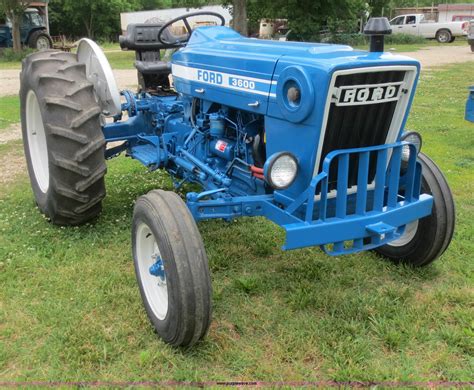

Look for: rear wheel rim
[136,222,169,320]
[36,36,50,50]
[388,220,419,247]
[26,90,49,193]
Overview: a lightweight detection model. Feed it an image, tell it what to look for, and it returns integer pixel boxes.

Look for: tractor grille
[318,69,412,191]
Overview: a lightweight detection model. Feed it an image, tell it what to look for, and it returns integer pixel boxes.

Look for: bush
[385,33,426,45]
[322,33,426,47]
[0,48,35,62]
[324,33,367,46]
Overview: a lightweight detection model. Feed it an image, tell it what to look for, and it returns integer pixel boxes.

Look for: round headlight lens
[265,152,298,189]
[401,131,422,162]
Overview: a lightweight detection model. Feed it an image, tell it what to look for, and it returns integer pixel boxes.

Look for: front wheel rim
[26,90,49,193]
[388,220,419,247]
[136,222,169,320]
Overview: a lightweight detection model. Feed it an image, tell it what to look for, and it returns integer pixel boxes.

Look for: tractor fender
[24,27,48,44]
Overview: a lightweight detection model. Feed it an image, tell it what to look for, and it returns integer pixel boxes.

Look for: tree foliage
[45,0,473,42]
[49,0,142,40]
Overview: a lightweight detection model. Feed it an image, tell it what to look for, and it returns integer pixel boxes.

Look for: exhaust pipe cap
[364,17,392,53]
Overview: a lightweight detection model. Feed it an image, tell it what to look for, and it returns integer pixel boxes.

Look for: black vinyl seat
[119,23,174,92]
[135,59,171,75]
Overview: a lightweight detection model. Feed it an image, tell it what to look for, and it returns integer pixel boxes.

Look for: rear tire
[132,190,212,347]
[436,29,452,43]
[28,31,53,50]
[471,44,474,53]
[20,50,106,225]
[375,153,455,267]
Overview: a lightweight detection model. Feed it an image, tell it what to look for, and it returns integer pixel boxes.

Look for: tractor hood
[171,26,420,116]
[172,27,421,198]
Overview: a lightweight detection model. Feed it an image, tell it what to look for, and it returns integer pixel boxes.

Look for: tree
[0,0,31,52]
[245,0,364,41]
[49,0,142,40]
[232,0,247,35]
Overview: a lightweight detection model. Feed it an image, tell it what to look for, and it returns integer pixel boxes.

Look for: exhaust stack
[364,17,392,53]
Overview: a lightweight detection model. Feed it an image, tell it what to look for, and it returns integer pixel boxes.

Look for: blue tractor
[466,86,474,122]
[20,13,455,346]
[0,8,52,50]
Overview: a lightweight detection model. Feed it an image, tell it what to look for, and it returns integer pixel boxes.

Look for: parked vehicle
[452,15,474,22]
[390,14,469,43]
[19,15,455,347]
[466,86,474,123]
[468,19,474,52]
[0,8,52,50]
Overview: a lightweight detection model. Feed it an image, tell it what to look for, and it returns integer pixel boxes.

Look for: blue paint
[466,86,474,123]
[149,258,165,280]
[104,25,433,255]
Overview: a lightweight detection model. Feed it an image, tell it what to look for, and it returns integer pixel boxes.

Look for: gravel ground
[0,123,21,144]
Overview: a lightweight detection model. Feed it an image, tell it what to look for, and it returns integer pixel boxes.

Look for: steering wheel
[157,11,225,48]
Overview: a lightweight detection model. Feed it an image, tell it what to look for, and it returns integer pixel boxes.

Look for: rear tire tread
[71,107,102,128]
[21,50,107,226]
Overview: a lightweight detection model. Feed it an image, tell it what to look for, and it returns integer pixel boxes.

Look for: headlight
[264,152,298,190]
[401,131,422,162]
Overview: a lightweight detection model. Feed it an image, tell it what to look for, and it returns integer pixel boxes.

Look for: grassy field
[0,96,20,131]
[0,63,473,384]
[353,37,468,52]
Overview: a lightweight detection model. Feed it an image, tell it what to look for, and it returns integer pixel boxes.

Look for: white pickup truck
[468,19,474,52]
[390,14,469,43]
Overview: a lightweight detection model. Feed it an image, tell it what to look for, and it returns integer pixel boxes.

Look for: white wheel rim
[26,90,49,193]
[136,222,169,320]
[439,33,449,42]
[36,37,50,50]
[388,220,419,247]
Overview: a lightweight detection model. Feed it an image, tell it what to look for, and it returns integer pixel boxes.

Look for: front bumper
[187,142,433,256]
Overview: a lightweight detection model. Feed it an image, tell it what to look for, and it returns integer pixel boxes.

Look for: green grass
[0,47,136,70]
[354,37,468,52]
[104,50,137,70]
[0,63,473,384]
[0,96,20,130]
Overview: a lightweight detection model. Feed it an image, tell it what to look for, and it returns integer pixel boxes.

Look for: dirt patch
[397,45,474,69]
[113,69,139,91]
[0,123,21,144]
[0,69,20,98]
[0,144,26,185]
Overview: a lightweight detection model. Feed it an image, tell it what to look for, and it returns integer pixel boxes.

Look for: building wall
[438,4,474,22]
[394,3,474,23]
[120,6,232,33]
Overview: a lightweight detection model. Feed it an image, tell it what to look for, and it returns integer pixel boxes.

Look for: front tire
[375,153,455,267]
[20,50,107,225]
[132,190,212,347]
[436,29,452,43]
[470,44,474,53]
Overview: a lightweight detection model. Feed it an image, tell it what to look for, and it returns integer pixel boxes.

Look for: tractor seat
[119,23,173,91]
[135,60,171,75]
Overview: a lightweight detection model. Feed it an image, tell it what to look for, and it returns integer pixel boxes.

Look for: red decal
[215,140,227,153]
